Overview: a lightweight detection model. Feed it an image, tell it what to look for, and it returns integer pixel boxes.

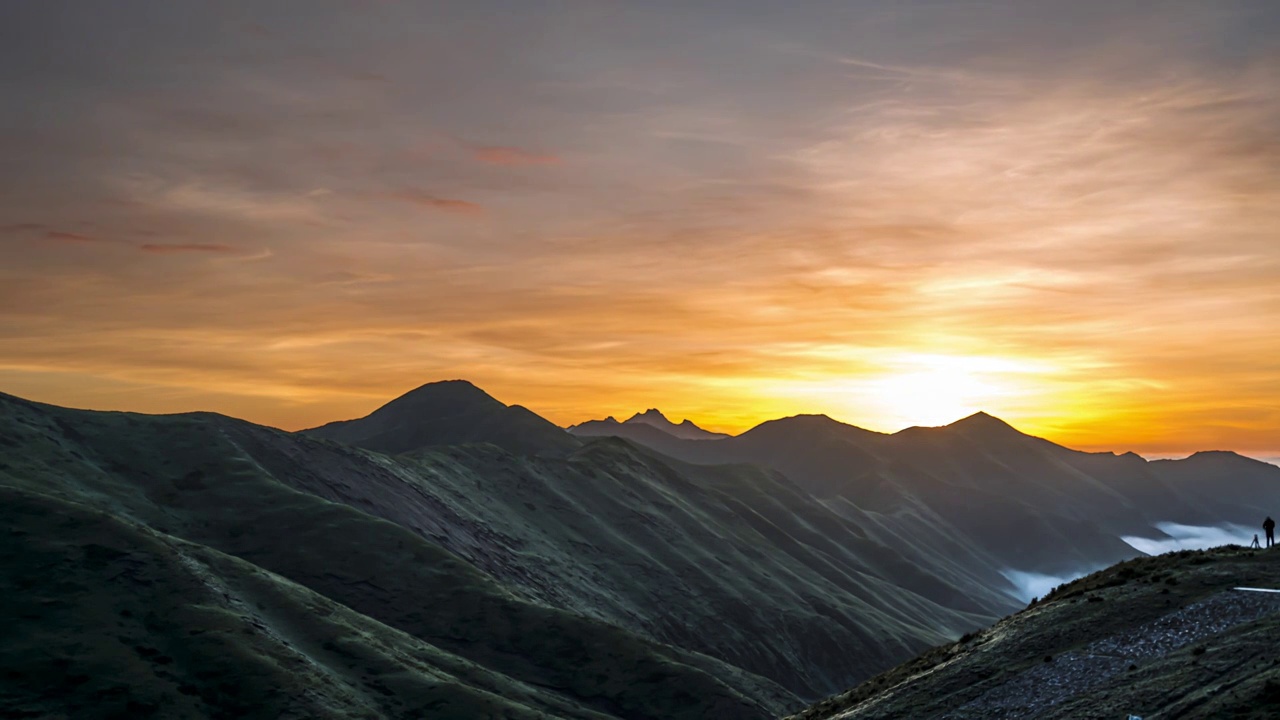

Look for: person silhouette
[1265,517,1276,548]
[1252,533,1262,549]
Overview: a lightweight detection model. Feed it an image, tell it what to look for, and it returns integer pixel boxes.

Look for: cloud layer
[0,1,1277,452]
[1122,522,1259,555]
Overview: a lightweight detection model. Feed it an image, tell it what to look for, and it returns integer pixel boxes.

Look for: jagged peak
[625,409,672,424]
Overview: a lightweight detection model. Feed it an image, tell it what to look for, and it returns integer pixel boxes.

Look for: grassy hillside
[243,416,1007,698]
[790,545,1280,719]
[3,384,1018,714]
[574,409,1280,589]
[0,392,786,719]
[1,485,621,720]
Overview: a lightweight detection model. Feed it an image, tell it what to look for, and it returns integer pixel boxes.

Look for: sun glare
[868,368,990,428]
[858,354,1041,430]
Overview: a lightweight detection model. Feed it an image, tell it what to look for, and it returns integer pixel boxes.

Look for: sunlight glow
[860,354,1041,428]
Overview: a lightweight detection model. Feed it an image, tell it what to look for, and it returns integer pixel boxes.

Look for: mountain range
[3,379,1278,719]
[569,409,730,441]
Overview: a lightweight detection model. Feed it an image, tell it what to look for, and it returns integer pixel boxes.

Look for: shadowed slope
[253,425,1007,698]
[587,409,1280,581]
[0,392,785,720]
[0,388,1016,707]
[0,486,621,720]
[790,546,1280,720]
[304,380,580,456]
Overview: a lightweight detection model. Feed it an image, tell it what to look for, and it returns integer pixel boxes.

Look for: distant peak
[749,413,876,434]
[950,411,1013,428]
[614,408,731,440]
[625,409,671,424]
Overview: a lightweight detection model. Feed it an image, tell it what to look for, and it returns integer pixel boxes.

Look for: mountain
[6,381,1278,718]
[622,409,730,440]
[584,410,1280,581]
[0,391,779,719]
[0,387,1023,717]
[304,380,580,456]
[569,408,729,442]
[790,545,1280,719]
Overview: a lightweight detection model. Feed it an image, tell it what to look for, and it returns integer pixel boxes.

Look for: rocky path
[940,589,1280,718]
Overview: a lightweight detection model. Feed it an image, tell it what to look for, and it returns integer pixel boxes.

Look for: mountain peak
[303,379,579,456]
[625,409,671,424]
[742,413,882,439]
[611,409,730,440]
[396,378,496,403]
[948,411,1015,430]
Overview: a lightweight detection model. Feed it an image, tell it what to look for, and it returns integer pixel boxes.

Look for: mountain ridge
[5,379,1279,719]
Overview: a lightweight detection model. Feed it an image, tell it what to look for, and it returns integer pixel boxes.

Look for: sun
[862,354,1030,429]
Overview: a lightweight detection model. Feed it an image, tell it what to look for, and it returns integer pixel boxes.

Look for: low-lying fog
[999,569,1094,603]
[1121,521,1258,555]
[1000,522,1259,603]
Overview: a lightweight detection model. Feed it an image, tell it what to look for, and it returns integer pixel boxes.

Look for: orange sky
[1,2,1277,458]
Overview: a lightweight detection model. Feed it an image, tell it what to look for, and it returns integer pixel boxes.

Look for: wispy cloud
[0,223,46,234]
[471,145,560,166]
[44,231,100,243]
[0,1,1276,449]
[139,243,238,254]
[384,190,485,215]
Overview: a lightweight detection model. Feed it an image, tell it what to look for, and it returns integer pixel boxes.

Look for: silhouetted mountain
[623,409,730,440]
[0,391,784,720]
[791,546,1280,720]
[6,383,1278,719]
[586,409,1280,580]
[569,408,729,442]
[304,380,580,456]
[0,388,1024,716]
[566,415,691,449]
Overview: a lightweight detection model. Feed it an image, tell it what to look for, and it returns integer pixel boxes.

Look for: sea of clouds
[1000,521,1259,603]
[1120,521,1258,556]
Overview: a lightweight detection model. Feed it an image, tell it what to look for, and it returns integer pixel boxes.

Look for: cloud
[384,190,485,215]
[0,223,46,234]
[1121,522,1257,555]
[471,145,560,166]
[44,231,99,243]
[1000,568,1098,603]
[0,1,1277,444]
[139,243,238,254]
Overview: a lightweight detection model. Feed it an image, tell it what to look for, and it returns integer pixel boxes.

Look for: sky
[1,1,1278,456]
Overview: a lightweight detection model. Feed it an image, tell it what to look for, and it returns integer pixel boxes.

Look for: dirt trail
[937,589,1280,718]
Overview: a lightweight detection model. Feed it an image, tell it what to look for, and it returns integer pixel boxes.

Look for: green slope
[1,485,619,720]
[0,392,786,719]
[575,408,1280,589]
[251,415,1004,698]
